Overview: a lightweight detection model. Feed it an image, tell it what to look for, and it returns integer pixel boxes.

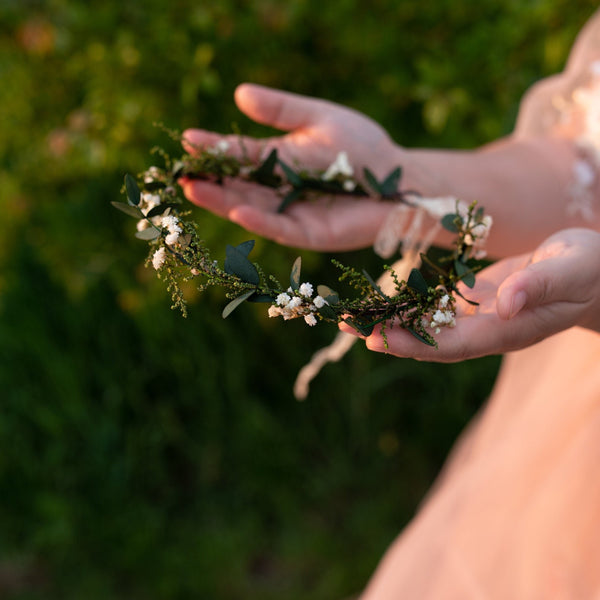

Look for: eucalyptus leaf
[172,160,185,179]
[125,174,141,206]
[344,318,374,337]
[277,188,302,213]
[252,148,279,185]
[406,327,436,346]
[316,284,339,304]
[380,167,402,196]
[146,203,178,218]
[235,240,255,258]
[111,201,144,219]
[224,245,260,285]
[290,256,301,291]
[362,270,388,298]
[452,285,479,306]
[278,160,303,187]
[454,260,476,288]
[317,304,338,320]
[407,268,429,296]
[247,293,275,303]
[441,213,460,233]
[222,290,255,318]
[363,167,381,195]
[144,180,166,191]
[135,227,161,240]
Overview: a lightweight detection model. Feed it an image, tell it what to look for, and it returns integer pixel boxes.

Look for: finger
[234,83,335,132]
[180,178,281,219]
[496,255,581,320]
[182,128,275,162]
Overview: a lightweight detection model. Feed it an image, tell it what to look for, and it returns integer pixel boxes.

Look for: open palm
[180,83,403,251]
[340,229,600,361]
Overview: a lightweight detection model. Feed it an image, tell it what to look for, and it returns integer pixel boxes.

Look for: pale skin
[181,83,600,361]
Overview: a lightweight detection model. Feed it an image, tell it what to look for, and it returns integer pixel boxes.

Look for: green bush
[0,1,596,598]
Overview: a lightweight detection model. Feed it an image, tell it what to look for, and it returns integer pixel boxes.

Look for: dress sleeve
[515,9,600,221]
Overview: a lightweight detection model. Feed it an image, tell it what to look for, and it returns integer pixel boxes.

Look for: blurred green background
[0,1,595,598]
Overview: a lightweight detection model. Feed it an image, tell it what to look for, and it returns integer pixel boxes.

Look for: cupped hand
[339,228,600,362]
[180,83,403,251]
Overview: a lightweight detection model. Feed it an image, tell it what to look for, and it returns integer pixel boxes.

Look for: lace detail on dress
[515,11,600,222]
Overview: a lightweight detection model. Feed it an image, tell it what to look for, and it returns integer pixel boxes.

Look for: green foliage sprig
[113,142,492,347]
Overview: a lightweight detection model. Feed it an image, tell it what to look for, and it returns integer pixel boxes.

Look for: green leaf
[278,160,303,187]
[362,270,388,298]
[454,260,476,288]
[111,201,144,219]
[407,268,429,296]
[316,284,339,305]
[172,161,185,179]
[406,326,436,346]
[290,256,301,291]
[380,167,402,196]
[344,318,374,337]
[235,240,255,258]
[125,174,141,206]
[363,167,382,195]
[135,227,161,240]
[247,293,276,303]
[224,245,260,285]
[145,203,179,218]
[222,290,255,318]
[252,148,280,186]
[317,304,338,320]
[441,213,460,233]
[277,188,302,213]
[452,285,479,306]
[144,180,166,191]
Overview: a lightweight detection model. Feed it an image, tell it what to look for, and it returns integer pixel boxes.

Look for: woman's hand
[180,83,403,251]
[339,228,600,361]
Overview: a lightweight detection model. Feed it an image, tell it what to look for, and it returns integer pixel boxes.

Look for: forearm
[395,135,595,258]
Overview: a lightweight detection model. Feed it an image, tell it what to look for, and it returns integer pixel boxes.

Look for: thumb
[234,83,332,131]
[496,256,574,320]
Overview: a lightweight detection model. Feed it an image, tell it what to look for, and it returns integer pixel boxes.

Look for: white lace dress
[361,11,600,600]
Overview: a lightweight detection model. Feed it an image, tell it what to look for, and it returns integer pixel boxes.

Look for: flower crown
[113,137,492,348]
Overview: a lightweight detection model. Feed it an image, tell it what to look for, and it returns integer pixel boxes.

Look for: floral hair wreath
[113,135,492,348]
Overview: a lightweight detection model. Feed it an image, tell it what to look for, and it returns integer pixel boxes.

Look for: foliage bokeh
[0,0,596,598]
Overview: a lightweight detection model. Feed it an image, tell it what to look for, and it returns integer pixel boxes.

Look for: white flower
[268,305,282,318]
[304,314,317,327]
[313,295,326,308]
[162,215,182,234]
[299,282,313,298]
[152,247,167,270]
[322,151,354,181]
[439,294,450,308]
[136,219,149,232]
[276,292,291,306]
[140,193,161,214]
[343,180,356,192]
[288,296,302,309]
[207,139,230,155]
[165,231,180,246]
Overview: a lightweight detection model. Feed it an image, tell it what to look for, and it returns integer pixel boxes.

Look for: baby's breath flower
[313,295,326,309]
[268,305,282,318]
[276,292,291,306]
[207,140,230,155]
[288,296,302,309]
[322,151,354,181]
[152,246,167,270]
[165,231,180,246]
[162,215,182,234]
[304,314,318,327]
[299,282,313,298]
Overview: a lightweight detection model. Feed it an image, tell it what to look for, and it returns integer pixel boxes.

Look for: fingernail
[509,290,527,319]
